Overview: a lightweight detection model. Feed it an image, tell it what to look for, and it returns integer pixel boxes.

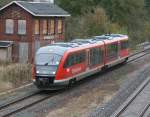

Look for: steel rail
[113,79,150,117]
[1,90,63,117]
[0,91,41,110]
[129,46,150,58]
[112,45,150,117]
[128,50,150,63]
[139,103,150,117]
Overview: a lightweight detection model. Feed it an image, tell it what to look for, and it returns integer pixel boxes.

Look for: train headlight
[52,72,56,74]
[56,61,59,65]
[36,71,40,74]
[67,68,70,72]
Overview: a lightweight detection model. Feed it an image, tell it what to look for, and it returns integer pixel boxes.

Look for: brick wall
[0,3,66,63]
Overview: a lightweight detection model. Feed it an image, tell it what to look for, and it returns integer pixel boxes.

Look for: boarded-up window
[5,19,14,34]
[58,19,63,34]
[18,20,26,35]
[34,19,40,34]
[49,19,55,34]
[43,20,48,34]
[19,43,28,63]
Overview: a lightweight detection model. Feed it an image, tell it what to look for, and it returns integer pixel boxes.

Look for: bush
[0,64,32,88]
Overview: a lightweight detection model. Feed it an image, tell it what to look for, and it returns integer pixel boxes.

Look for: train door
[118,41,121,58]
[120,40,129,58]
[106,42,119,63]
[86,49,90,71]
[88,47,104,68]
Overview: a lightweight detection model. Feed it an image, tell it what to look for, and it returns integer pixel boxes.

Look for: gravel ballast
[88,64,150,117]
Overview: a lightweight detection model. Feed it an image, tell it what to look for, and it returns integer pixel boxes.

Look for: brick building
[0,1,70,63]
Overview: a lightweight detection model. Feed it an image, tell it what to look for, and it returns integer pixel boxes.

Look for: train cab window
[64,51,86,68]
[107,43,118,60]
[121,40,129,50]
[90,48,104,66]
[36,53,62,66]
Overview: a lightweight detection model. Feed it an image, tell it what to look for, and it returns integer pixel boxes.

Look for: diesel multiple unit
[32,34,129,89]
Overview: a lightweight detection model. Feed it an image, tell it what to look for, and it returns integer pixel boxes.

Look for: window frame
[43,19,48,35]
[34,19,40,35]
[18,20,26,35]
[5,19,14,34]
[49,19,55,35]
[57,19,63,34]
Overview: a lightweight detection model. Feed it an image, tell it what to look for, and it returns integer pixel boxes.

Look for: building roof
[0,41,13,48]
[0,1,70,17]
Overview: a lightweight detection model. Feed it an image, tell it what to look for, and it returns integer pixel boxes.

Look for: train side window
[107,43,118,60]
[121,41,129,50]
[64,55,72,68]
[90,47,104,66]
[64,51,86,68]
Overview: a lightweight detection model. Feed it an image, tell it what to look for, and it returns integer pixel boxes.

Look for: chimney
[33,0,54,4]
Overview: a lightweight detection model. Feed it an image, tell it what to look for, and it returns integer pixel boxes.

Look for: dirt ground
[45,54,150,117]
[47,81,117,117]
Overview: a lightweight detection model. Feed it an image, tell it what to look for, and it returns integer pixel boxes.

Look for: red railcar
[32,34,129,89]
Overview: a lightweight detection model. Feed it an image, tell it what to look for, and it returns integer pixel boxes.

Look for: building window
[5,19,14,34]
[18,20,26,35]
[49,19,55,34]
[34,19,40,34]
[58,19,63,34]
[43,20,48,34]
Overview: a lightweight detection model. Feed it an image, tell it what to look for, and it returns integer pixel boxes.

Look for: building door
[19,43,28,63]
[0,48,7,61]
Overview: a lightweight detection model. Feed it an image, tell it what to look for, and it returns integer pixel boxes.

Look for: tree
[64,7,124,41]
[56,0,102,16]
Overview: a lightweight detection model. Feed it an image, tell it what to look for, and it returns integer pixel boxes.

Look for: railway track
[0,90,63,117]
[139,103,150,117]
[111,77,150,117]
[0,44,150,117]
[128,48,150,63]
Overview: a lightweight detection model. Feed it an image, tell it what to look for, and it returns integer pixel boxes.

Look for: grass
[0,63,32,92]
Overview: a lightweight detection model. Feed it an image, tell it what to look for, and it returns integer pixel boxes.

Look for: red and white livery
[32,34,129,89]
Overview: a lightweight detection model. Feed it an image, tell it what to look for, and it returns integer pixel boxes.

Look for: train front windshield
[35,53,62,75]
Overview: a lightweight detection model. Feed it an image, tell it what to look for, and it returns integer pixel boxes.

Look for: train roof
[36,34,128,55]
[71,38,96,44]
[94,34,128,41]
[36,45,70,55]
